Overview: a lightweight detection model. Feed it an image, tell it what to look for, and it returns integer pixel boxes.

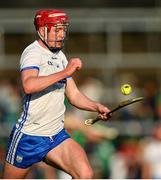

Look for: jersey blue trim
[20,66,39,72]
[67,76,72,78]
[18,95,31,131]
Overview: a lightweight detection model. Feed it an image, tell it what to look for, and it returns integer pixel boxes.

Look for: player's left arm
[65,77,111,120]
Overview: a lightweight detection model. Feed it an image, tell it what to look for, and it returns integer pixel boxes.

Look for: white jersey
[16,40,69,136]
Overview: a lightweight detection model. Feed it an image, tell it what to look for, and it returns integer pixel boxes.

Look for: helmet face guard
[34,9,69,52]
[46,23,68,46]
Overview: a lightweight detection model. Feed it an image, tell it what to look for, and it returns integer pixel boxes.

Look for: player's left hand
[96,103,111,121]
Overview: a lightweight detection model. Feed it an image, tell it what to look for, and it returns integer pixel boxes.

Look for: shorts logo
[16,155,23,163]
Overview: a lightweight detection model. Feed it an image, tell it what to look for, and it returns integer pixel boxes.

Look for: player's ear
[39,27,45,37]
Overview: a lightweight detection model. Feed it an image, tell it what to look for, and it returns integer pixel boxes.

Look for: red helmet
[34,9,69,30]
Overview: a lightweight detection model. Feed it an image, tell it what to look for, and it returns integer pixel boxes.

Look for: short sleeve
[20,50,41,72]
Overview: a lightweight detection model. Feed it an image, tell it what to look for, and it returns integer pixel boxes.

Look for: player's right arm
[21,58,81,94]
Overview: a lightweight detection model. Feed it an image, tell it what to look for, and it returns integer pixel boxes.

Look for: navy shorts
[6,127,71,168]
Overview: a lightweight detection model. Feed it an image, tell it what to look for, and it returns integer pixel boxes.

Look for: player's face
[47,24,68,48]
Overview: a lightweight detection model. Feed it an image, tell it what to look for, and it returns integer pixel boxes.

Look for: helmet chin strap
[37,28,63,53]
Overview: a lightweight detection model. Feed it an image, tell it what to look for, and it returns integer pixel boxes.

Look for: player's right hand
[65,58,82,76]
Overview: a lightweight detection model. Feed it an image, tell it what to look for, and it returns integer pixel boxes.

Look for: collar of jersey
[35,40,59,56]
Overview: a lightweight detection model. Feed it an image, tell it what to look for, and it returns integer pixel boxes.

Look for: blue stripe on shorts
[6,128,71,168]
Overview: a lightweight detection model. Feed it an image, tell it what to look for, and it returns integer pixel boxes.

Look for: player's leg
[3,162,30,179]
[33,162,57,179]
[44,138,94,179]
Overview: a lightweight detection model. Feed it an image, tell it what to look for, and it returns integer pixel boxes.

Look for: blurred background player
[3,9,111,179]
[142,124,161,179]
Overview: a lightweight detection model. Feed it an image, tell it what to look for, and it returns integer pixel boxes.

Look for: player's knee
[78,166,94,179]
[85,168,94,179]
